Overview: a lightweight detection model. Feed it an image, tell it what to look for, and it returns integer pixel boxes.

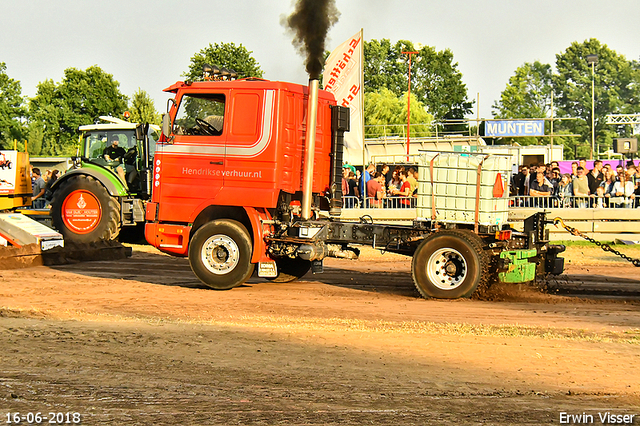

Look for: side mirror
[162,114,172,139]
[135,123,146,141]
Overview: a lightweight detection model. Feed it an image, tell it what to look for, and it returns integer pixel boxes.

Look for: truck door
[155,92,228,222]
[223,89,275,196]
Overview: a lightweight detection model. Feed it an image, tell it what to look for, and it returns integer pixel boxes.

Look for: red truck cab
[145,78,342,287]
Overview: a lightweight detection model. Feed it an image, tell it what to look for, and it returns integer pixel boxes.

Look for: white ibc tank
[417,152,511,227]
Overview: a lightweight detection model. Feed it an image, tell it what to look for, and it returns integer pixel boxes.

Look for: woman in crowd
[557,173,573,208]
[599,168,617,207]
[611,171,636,208]
[396,170,413,207]
[387,166,404,197]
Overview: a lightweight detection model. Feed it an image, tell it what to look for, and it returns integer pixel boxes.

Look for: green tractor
[50,116,158,243]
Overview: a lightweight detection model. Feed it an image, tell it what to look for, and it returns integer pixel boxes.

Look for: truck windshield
[173,94,226,136]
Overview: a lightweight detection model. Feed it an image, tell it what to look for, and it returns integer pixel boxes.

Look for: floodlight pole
[586,54,598,160]
[402,51,419,160]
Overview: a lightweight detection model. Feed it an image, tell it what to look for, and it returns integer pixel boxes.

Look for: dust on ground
[1,244,639,425]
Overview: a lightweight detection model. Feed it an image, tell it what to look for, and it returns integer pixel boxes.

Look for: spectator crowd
[30,166,60,209]
[511,158,640,208]
[341,158,640,209]
[341,163,418,208]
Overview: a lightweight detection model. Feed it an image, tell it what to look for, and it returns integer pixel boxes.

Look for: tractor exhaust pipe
[301,79,319,220]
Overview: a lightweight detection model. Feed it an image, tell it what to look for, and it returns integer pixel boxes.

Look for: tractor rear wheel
[51,175,121,244]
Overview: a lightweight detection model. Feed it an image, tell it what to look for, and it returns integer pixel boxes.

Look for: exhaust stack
[301,79,319,220]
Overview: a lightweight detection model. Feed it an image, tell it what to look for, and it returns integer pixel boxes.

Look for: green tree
[364,88,433,138]
[0,62,26,149]
[28,66,128,156]
[553,38,640,156]
[364,39,472,123]
[490,61,554,146]
[28,79,59,155]
[493,61,553,119]
[184,42,264,82]
[129,88,161,126]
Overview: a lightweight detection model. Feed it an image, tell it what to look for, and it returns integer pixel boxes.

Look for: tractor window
[84,130,137,159]
[85,132,109,159]
[173,93,225,136]
[147,127,159,159]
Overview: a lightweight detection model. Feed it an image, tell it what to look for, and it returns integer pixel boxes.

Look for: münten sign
[485,120,544,137]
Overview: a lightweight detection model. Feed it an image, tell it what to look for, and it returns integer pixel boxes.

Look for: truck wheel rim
[427,248,467,290]
[61,190,102,234]
[201,234,240,275]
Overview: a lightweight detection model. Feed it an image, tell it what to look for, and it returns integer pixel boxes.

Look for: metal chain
[553,217,640,267]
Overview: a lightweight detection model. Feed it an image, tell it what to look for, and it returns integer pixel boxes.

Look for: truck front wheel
[189,220,255,290]
[411,230,488,299]
[51,175,121,243]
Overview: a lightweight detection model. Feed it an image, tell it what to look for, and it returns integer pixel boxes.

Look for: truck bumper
[145,222,189,256]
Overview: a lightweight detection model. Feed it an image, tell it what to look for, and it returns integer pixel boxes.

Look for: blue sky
[2,0,639,119]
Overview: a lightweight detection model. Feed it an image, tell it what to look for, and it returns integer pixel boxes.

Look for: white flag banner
[322,30,363,151]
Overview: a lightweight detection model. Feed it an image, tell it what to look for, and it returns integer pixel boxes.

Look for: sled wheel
[189,220,255,290]
[412,230,488,299]
[51,175,120,243]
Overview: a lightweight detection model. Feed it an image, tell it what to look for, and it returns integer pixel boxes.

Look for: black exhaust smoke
[283,0,340,80]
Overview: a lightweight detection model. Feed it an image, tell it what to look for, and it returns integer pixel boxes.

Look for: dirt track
[1,245,639,425]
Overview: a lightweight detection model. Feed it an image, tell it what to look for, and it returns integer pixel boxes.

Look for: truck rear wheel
[188,220,255,290]
[51,175,121,243]
[267,258,311,283]
[411,230,488,299]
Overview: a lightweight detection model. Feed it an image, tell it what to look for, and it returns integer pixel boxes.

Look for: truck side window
[173,93,226,137]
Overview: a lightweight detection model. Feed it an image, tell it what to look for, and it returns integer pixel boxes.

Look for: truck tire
[51,175,121,243]
[411,230,489,299]
[267,258,311,283]
[188,220,255,290]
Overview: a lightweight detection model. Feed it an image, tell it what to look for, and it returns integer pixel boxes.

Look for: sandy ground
[1,244,639,425]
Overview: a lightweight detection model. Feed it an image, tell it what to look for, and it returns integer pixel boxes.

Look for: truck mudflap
[498,249,537,283]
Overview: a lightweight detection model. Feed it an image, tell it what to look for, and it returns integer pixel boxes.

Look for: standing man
[380,163,390,187]
[529,171,552,207]
[572,166,590,208]
[570,162,578,179]
[587,159,604,199]
[407,167,418,196]
[31,168,46,209]
[516,165,529,196]
[341,166,349,198]
[366,172,385,208]
[361,163,375,203]
[579,158,587,171]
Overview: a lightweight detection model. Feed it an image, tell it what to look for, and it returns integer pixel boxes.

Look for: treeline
[491,38,640,159]
[0,64,161,156]
[1,38,639,158]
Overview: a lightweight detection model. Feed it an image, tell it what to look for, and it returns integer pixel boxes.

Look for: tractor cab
[50,116,159,244]
[78,116,158,194]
